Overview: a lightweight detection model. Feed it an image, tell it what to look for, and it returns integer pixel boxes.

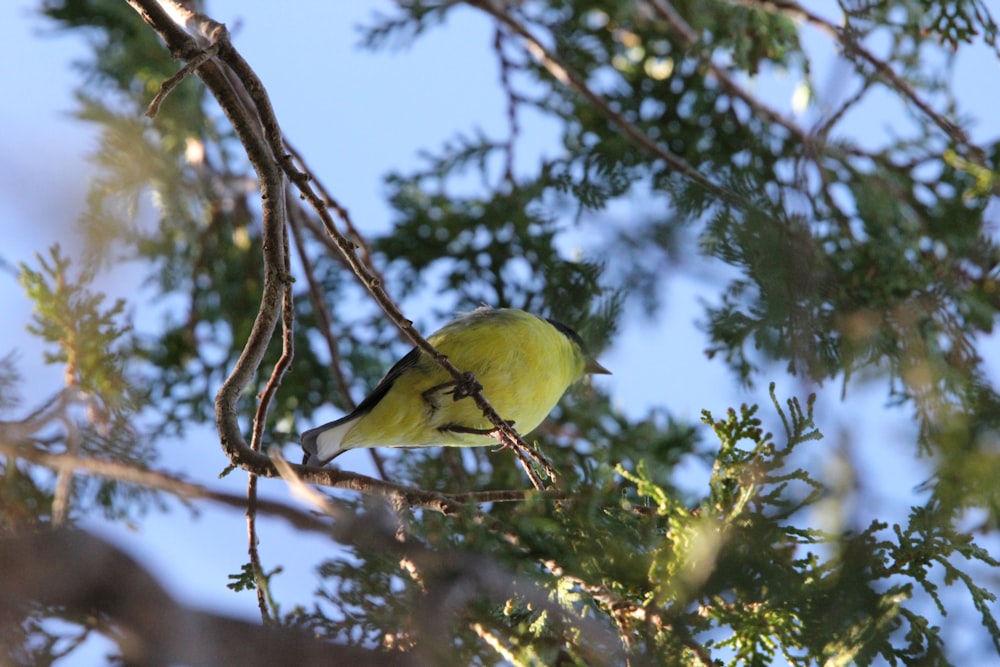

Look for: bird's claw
[451,371,482,401]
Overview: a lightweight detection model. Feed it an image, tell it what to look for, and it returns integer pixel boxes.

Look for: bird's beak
[585,358,612,375]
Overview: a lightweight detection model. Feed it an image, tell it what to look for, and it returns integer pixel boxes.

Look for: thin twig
[146,37,221,118]
[466,0,748,209]
[245,472,270,621]
[0,440,541,514]
[286,198,391,480]
[285,142,384,283]
[490,427,558,490]
[504,440,545,490]
[51,411,79,526]
[739,0,981,162]
[247,225,294,623]
[286,203,355,409]
[492,23,519,185]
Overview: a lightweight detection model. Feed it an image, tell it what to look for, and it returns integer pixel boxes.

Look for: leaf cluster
[302,389,998,665]
[7,246,156,528]
[363,0,1000,521]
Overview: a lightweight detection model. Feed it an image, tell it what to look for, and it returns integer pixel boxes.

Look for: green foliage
[19,245,130,403]
[12,245,156,523]
[227,562,259,593]
[10,0,1000,664]
[365,0,1000,517]
[306,388,998,664]
[0,462,54,531]
[917,0,998,51]
[0,353,23,414]
[379,170,616,338]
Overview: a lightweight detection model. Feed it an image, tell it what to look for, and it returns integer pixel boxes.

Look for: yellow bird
[301,307,610,466]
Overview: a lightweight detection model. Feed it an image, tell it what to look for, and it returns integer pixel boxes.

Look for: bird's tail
[300,415,357,466]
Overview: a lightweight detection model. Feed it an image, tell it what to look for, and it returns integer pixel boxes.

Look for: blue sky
[2,0,999,661]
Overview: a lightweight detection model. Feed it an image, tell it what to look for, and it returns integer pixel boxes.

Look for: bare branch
[50,410,78,526]
[127,0,291,479]
[129,0,557,490]
[0,529,418,667]
[492,23,520,185]
[0,440,539,516]
[146,35,222,118]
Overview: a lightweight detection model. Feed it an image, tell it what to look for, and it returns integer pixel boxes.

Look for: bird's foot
[451,372,482,401]
[440,419,516,438]
[422,372,483,404]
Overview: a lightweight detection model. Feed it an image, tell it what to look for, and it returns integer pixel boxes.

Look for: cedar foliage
[3,1,1000,664]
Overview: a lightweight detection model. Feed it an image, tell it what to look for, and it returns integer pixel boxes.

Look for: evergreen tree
[2,1,999,664]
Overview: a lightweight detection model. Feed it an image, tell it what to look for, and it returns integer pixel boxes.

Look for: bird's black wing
[350,346,422,417]
[300,347,423,465]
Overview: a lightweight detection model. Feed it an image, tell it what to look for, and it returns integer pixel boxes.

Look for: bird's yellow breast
[342,309,584,449]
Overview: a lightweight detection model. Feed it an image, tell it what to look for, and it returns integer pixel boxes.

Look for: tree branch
[739,0,982,162]
[466,0,749,209]
[0,440,538,517]
[286,200,356,410]
[0,529,418,667]
[286,201,392,481]
[648,0,817,148]
[128,0,558,490]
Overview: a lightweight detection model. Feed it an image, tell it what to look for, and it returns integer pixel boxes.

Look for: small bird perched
[300,307,610,466]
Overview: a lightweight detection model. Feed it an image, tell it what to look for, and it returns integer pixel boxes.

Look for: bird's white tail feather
[300,415,359,466]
